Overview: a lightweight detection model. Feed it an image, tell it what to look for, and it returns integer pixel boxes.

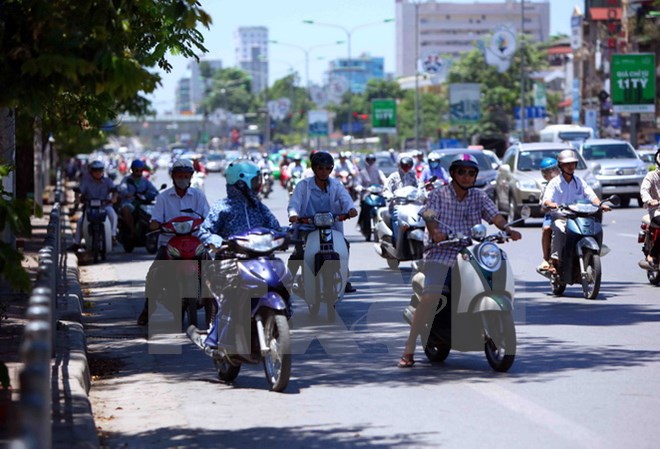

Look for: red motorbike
[149,210,215,329]
[638,213,660,286]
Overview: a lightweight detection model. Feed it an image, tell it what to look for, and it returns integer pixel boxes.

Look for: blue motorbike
[358,184,386,242]
[187,227,293,392]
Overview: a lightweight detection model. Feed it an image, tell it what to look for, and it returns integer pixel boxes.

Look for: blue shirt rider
[117,159,160,239]
[420,152,450,185]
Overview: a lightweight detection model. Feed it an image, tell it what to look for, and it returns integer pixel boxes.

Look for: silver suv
[577,139,647,207]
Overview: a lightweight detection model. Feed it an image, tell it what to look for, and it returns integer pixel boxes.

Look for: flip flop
[397,354,415,368]
[538,260,550,271]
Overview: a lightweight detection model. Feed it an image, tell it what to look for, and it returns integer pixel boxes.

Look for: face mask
[174,178,190,190]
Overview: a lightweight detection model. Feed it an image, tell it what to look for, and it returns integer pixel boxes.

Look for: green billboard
[371,99,397,134]
[611,53,656,113]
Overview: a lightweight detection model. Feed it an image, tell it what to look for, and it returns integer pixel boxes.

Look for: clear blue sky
[148,0,576,114]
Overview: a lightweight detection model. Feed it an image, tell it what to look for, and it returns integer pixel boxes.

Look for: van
[539,125,594,148]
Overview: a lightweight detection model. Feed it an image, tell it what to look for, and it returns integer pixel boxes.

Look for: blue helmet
[225,159,261,191]
[131,159,145,170]
[540,157,558,171]
[88,160,105,171]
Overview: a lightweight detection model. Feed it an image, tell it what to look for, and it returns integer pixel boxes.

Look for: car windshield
[581,143,637,160]
[439,152,493,171]
[517,150,587,171]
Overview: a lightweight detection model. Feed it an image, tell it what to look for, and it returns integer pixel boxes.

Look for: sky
[148,0,577,114]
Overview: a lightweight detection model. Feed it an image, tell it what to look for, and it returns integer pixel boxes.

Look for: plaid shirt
[385,169,417,195]
[420,183,499,266]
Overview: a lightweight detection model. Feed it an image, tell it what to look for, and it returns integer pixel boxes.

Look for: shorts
[542,213,552,228]
[421,260,452,295]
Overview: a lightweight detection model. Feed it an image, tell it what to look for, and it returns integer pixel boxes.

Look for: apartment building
[396,0,550,78]
[235,26,269,94]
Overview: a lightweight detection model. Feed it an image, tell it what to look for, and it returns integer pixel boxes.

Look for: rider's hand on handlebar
[430,229,447,243]
[348,208,358,219]
[506,229,522,241]
[600,203,611,212]
[289,215,299,224]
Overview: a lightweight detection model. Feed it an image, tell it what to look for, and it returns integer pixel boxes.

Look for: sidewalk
[0,187,99,448]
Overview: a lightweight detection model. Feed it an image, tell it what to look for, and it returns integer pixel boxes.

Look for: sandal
[397,353,415,368]
[538,260,550,271]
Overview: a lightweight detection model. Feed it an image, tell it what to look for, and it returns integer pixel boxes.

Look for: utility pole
[520,0,526,142]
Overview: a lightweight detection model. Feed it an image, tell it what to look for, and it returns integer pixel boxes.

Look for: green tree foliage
[204,68,256,115]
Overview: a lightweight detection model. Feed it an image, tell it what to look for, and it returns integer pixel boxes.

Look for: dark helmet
[399,156,414,170]
[365,153,377,164]
[310,151,334,168]
[654,148,660,167]
[88,160,105,171]
[130,159,145,170]
[449,153,479,175]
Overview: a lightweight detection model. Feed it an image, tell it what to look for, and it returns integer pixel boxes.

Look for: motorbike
[117,194,158,254]
[358,184,386,242]
[261,168,274,199]
[637,209,660,285]
[291,213,350,321]
[536,196,618,299]
[148,209,214,329]
[187,227,293,392]
[403,207,528,372]
[336,169,358,201]
[286,171,303,198]
[374,178,438,270]
[80,198,113,264]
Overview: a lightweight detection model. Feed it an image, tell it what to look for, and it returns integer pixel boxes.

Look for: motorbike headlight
[313,212,335,228]
[171,219,194,234]
[406,189,421,202]
[194,243,206,258]
[476,242,502,272]
[167,244,181,259]
[235,232,285,253]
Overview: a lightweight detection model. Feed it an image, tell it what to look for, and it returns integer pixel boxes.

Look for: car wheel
[507,195,519,225]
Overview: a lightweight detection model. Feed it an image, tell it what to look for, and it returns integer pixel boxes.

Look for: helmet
[449,153,479,174]
[399,156,414,170]
[427,152,441,163]
[365,153,377,163]
[654,148,660,167]
[557,149,579,164]
[292,153,302,162]
[130,159,145,170]
[310,151,334,168]
[171,158,194,174]
[539,157,558,171]
[225,159,261,191]
[89,160,105,171]
[339,151,351,159]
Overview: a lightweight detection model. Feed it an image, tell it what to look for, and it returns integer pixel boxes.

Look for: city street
[85,170,660,449]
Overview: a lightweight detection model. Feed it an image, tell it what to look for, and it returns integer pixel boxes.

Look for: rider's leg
[121,204,136,236]
[550,218,567,270]
[105,205,118,238]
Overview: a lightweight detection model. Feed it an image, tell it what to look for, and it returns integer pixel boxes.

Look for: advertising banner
[611,53,656,113]
[308,110,329,137]
[371,99,397,134]
[449,83,481,125]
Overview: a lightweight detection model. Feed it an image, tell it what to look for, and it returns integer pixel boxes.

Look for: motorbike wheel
[387,258,399,270]
[262,312,292,392]
[145,234,158,254]
[424,335,450,363]
[581,250,601,299]
[648,269,660,286]
[507,195,519,226]
[121,229,134,253]
[215,358,241,383]
[363,220,372,242]
[482,312,516,373]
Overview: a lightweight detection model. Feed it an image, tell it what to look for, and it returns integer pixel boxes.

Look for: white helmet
[557,149,579,164]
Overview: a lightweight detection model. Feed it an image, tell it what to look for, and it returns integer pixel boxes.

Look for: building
[395,0,551,78]
[235,26,269,93]
[175,78,192,114]
[326,53,385,94]
[189,58,223,114]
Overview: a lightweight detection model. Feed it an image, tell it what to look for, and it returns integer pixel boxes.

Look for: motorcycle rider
[398,153,521,367]
[117,159,159,240]
[194,159,282,348]
[537,157,560,271]
[419,152,450,185]
[71,160,118,250]
[541,149,610,274]
[384,156,417,247]
[258,152,275,172]
[413,150,426,180]
[287,154,305,178]
[357,153,387,230]
[639,148,660,269]
[288,151,358,293]
[335,151,358,178]
[137,158,210,325]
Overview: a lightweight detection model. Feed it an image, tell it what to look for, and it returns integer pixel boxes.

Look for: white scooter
[292,212,350,322]
[81,199,113,263]
[403,206,529,372]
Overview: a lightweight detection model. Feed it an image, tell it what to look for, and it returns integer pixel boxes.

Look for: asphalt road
[85,170,660,449]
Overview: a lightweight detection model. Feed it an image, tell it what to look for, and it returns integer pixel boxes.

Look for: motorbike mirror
[520,205,531,220]
[603,195,620,207]
[160,183,167,190]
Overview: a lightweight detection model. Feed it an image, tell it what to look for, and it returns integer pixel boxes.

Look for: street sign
[308,110,329,137]
[611,53,656,113]
[371,99,397,134]
[449,83,481,125]
[514,106,547,119]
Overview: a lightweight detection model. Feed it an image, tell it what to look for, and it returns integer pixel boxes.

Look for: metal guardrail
[17,170,65,449]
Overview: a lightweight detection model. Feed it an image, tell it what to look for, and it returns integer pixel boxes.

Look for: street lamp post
[413,1,421,152]
[303,19,394,151]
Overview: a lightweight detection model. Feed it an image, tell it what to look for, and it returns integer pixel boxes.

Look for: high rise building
[189,58,223,114]
[327,54,385,94]
[175,78,192,114]
[235,26,269,93]
[396,0,550,78]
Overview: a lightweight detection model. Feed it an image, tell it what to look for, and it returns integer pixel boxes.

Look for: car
[220,150,241,174]
[495,142,602,224]
[482,149,501,170]
[577,138,647,207]
[205,152,226,173]
[435,149,499,201]
[638,148,657,171]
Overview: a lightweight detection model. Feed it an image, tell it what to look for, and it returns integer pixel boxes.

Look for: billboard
[371,99,397,134]
[611,53,656,113]
[308,110,329,137]
[449,83,481,125]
